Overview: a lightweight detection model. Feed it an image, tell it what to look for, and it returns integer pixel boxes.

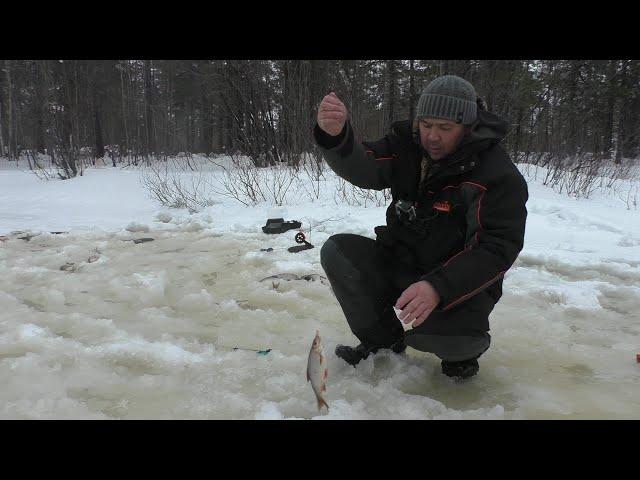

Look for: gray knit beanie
[415,75,478,125]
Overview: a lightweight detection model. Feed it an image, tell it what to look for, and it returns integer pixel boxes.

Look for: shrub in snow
[140,157,217,213]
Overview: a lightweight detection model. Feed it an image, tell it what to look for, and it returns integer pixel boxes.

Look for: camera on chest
[395,199,417,223]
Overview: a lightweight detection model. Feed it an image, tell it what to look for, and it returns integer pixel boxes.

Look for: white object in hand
[394,306,415,330]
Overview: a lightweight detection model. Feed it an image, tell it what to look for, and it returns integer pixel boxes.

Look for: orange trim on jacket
[439,181,486,268]
[442,181,487,192]
[364,148,395,161]
[442,271,506,311]
[443,246,471,267]
[435,181,489,305]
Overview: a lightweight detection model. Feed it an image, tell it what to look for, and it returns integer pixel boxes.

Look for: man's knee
[320,234,352,272]
[404,332,491,362]
[320,235,339,271]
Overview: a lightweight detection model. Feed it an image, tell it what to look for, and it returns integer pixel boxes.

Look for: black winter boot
[335,338,406,367]
[441,358,480,379]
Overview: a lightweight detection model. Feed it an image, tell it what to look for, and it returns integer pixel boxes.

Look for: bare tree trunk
[119,61,129,163]
[0,102,4,158]
[408,59,415,122]
[189,102,195,152]
[201,88,213,154]
[566,61,581,157]
[39,60,57,165]
[73,60,82,170]
[34,61,47,155]
[222,104,232,153]
[144,60,155,157]
[279,60,312,164]
[309,60,328,124]
[513,106,523,161]
[59,60,79,178]
[603,59,617,156]
[383,60,398,133]
[91,62,105,160]
[5,60,15,160]
[615,60,629,164]
[280,60,291,153]
[94,101,104,159]
[166,68,174,155]
[622,63,640,158]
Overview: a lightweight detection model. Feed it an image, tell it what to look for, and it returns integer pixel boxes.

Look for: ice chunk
[155,212,173,224]
[126,222,150,233]
[254,402,284,420]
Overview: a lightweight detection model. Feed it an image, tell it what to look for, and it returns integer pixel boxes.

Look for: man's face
[418,118,467,160]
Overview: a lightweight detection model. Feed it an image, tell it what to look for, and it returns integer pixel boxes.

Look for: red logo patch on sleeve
[433,201,451,213]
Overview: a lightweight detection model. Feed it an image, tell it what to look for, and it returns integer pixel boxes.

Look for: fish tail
[317,396,329,411]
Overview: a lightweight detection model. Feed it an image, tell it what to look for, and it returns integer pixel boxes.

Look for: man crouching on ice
[314,75,528,379]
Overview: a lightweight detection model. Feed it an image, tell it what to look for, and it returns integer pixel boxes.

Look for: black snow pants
[320,233,492,362]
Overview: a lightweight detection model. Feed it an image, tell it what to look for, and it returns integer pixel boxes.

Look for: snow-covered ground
[0,158,639,419]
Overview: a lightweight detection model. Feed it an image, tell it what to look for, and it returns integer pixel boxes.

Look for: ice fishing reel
[288,231,314,253]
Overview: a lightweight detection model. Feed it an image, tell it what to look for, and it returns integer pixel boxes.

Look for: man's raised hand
[318,92,348,137]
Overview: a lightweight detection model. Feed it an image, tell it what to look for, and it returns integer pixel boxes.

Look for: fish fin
[306,370,310,382]
[317,396,329,411]
[323,368,328,380]
[322,383,326,392]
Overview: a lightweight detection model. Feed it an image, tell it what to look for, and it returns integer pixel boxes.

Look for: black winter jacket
[313,110,528,313]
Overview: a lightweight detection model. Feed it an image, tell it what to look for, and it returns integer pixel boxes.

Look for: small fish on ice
[307,330,329,411]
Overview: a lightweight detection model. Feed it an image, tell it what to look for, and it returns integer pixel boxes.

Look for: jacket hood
[460,110,509,148]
